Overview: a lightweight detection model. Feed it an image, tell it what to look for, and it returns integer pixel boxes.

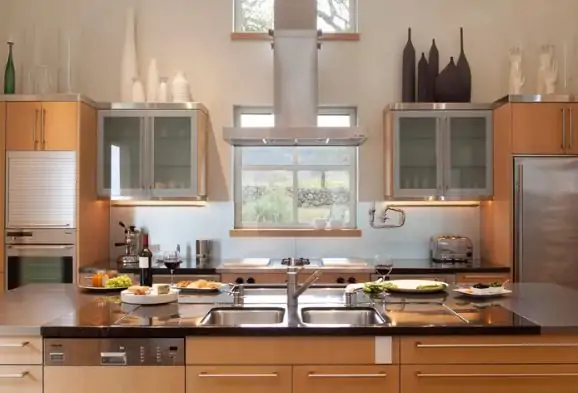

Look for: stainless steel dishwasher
[44,338,185,393]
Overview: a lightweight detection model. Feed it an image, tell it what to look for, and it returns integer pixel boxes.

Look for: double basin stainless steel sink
[199,306,387,327]
[199,284,388,327]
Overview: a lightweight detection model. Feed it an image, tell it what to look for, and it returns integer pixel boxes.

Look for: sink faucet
[286,258,322,307]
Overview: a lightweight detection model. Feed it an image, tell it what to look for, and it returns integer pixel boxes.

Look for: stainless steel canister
[195,240,212,258]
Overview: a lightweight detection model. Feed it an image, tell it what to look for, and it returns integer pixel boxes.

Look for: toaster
[430,235,473,262]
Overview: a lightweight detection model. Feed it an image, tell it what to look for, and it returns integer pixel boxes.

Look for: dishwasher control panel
[44,338,185,366]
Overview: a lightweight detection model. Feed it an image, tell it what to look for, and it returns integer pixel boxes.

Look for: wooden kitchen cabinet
[511,103,565,154]
[6,102,39,150]
[0,337,42,365]
[6,101,78,151]
[401,364,578,393]
[0,365,42,393]
[44,366,185,393]
[293,365,398,393]
[455,272,510,285]
[41,102,78,150]
[187,366,291,393]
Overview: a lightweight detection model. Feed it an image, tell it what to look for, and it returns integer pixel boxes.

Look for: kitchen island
[2,283,578,393]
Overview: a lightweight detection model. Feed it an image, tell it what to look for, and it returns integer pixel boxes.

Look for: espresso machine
[114,221,140,266]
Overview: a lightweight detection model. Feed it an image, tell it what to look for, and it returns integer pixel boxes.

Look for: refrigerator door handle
[570,107,575,150]
[514,163,524,281]
[562,108,567,151]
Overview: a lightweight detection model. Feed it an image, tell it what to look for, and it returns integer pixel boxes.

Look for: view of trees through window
[235,0,356,33]
[234,108,357,228]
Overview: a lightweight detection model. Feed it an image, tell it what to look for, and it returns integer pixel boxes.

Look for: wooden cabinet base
[0,366,41,393]
[293,365,398,393]
[402,364,578,393]
[186,366,291,393]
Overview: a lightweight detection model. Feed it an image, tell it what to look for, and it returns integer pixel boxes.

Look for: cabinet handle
[41,108,47,149]
[562,108,567,151]
[308,373,387,379]
[570,107,575,150]
[416,342,578,348]
[0,371,28,379]
[0,341,29,348]
[33,109,39,149]
[417,372,578,378]
[198,373,278,378]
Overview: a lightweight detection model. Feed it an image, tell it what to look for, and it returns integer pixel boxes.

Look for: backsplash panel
[110,203,480,261]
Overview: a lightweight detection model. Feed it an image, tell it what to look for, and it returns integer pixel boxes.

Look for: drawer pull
[0,371,28,379]
[416,342,578,348]
[198,373,278,378]
[417,372,578,378]
[0,342,29,348]
[308,373,386,379]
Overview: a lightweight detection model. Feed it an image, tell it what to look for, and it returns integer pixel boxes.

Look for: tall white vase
[146,58,159,102]
[120,8,139,101]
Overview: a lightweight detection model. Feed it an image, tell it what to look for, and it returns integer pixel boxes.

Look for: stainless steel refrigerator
[514,156,578,288]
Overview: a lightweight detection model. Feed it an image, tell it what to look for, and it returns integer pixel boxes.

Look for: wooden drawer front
[0,337,41,365]
[187,366,291,393]
[401,364,578,393]
[455,273,510,284]
[0,365,41,393]
[401,336,578,364]
[187,337,397,365]
[293,365,398,393]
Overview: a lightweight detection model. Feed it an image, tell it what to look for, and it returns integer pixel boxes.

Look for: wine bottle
[139,233,153,286]
[4,41,15,94]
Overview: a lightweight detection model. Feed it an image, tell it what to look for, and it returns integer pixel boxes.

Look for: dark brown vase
[401,27,416,102]
[435,57,461,102]
[427,39,439,102]
[456,27,471,102]
[417,53,429,102]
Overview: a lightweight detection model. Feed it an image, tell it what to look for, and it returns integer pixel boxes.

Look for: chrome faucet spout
[286,265,322,307]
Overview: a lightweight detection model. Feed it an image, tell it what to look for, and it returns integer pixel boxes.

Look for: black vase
[427,39,439,102]
[401,27,416,102]
[417,53,429,102]
[456,27,471,102]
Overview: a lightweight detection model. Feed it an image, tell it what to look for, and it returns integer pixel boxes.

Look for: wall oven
[5,229,75,290]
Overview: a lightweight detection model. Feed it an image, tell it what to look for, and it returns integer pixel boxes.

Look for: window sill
[231,32,360,42]
[229,229,362,238]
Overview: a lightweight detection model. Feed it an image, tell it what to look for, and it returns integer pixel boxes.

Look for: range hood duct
[223,0,366,147]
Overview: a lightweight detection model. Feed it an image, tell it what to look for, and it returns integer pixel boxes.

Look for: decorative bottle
[4,41,15,94]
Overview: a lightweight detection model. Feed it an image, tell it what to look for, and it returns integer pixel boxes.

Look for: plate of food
[120,284,178,305]
[363,279,448,295]
[454,282,512,298]
[174,279,225,293]
[79,272,133,292]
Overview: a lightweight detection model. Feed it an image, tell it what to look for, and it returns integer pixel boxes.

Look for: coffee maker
[114,221,140,266]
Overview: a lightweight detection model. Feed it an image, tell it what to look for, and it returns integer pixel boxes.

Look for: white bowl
[313,219,327,229]
[329,219,344,229]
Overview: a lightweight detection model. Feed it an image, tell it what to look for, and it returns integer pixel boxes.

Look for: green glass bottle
[4,41,15,94]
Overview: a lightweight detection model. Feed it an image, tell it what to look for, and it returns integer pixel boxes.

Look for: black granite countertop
[107,258,509,275]
[39,283,538,338]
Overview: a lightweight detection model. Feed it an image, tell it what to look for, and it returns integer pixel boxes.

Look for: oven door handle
[7,245,74,250]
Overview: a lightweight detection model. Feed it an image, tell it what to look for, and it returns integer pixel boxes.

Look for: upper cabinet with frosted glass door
[384,105,492,200]
[97,104,208,200]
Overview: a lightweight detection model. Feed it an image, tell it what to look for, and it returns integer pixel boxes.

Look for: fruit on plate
[91,272,109,287]
[105,275,132,288]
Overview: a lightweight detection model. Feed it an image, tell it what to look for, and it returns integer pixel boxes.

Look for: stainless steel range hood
[224,0,366,147]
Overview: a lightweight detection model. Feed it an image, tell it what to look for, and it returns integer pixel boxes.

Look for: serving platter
[120,289,178,305]
[78,285,128,292]
[454,287,512,298]
[382,279,449,294]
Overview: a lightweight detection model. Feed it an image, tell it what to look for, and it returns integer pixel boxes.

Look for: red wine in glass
[163,260,182,286]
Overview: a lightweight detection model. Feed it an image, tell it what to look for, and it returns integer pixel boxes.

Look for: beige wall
[4,0,578,202]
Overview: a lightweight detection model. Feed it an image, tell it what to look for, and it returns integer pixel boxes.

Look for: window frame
[233,105,358,229]
[232,0,359,34]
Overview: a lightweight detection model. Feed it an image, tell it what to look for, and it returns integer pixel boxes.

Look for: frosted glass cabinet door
[98,112,145,198]
[150,112,198,197]
[445,112,492,197]
[394,113,442,197]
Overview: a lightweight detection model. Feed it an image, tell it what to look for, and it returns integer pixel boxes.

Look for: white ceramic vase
[132,78,145,102]
[508,47,525,95]
[146,58,159,102]
[171,71,191,102]
[157,79,169,102]
[120,8,139,101]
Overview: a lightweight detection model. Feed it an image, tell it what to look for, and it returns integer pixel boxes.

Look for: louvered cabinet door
[6,151,77,229]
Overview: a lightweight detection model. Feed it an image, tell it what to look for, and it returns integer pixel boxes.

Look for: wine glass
[374,253,394,281]
[162,250,182,286]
